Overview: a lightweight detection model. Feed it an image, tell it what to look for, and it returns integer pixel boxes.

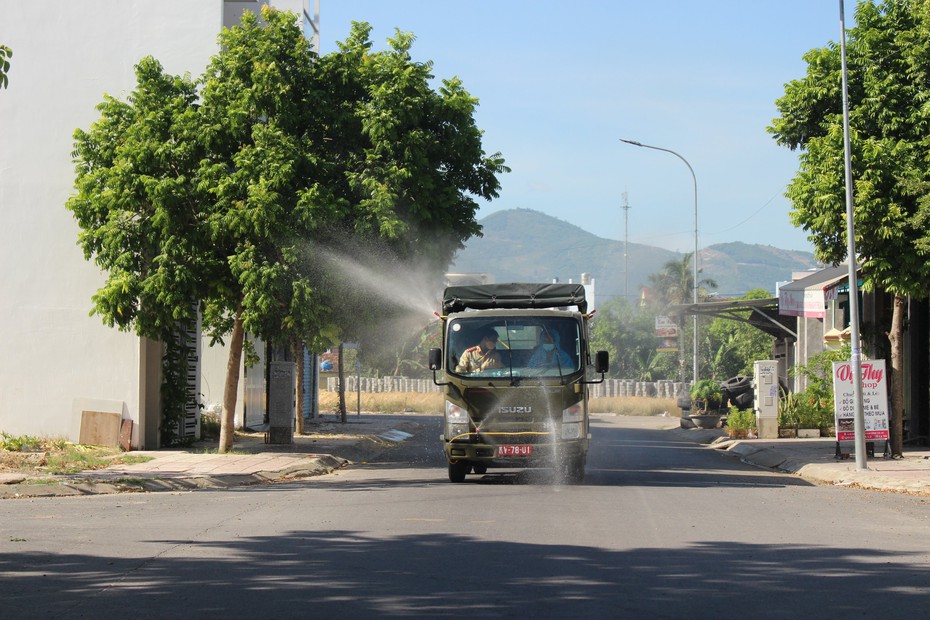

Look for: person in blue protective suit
[527,330,573,369]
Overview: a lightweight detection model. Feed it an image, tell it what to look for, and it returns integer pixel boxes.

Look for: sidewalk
[0,414,431,499]
[4,415,930,498]
[675,425,930,495]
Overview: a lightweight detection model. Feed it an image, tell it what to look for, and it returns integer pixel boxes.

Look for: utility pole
[622,192,631,300]
[839,0,868,470]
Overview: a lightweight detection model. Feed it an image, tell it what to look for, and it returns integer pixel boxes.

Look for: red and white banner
[655,316,678,352]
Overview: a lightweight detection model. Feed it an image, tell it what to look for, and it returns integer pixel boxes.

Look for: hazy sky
[320,1,849,253]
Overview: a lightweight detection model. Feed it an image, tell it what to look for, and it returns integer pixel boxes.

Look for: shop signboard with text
[655,316,678,352]
[832,360,889,442]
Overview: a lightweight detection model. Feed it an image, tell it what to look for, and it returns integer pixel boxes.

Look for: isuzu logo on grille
[499,406,532,414]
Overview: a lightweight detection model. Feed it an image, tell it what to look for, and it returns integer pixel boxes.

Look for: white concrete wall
[0,1,220,442]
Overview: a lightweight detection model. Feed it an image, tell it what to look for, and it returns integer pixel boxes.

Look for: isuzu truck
[429,283,608,483]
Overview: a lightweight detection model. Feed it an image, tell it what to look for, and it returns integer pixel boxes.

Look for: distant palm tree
[647,253,716,307]
[646,253,716,383]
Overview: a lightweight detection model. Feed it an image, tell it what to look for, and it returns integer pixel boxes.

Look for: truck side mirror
[582,350,609,385]
[429,348,449,386]
[429,348,443,371]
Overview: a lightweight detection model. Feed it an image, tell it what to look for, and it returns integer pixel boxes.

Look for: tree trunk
[337,342,347,423]
[889,293,906,457]
[294,338,305,435]
[219,306,245,453]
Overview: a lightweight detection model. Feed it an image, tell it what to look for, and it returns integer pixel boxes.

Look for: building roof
[778,265,855,318]
[670,297,797,338]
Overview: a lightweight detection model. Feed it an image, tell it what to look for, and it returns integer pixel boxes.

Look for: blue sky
[320,1,847,253]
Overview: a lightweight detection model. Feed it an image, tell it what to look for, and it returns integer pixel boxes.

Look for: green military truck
[428,283,609,483]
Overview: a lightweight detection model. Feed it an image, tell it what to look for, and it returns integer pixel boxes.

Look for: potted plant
[725,406,756,439]
[689,379,724,429]
[690,379,724,413]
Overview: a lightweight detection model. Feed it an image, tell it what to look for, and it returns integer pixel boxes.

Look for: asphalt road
[2,414,930,619]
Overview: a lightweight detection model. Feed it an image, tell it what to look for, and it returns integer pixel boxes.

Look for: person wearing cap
[455,327,502,373]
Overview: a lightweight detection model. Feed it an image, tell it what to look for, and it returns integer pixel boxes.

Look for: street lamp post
[620,138,699,387]
[839,0,868,471]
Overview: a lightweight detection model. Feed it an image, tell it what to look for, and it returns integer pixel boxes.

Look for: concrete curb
[0,415,432,499]
[725,442,791,470]
[0,454,349,500]
[703,432,930,496]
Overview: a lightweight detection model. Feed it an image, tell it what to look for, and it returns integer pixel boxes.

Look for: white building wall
[0,1,220,443]
[1,0,315,444]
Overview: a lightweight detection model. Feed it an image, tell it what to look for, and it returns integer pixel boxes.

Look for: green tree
[647,253,716,307]
[769,0,930,455]
[590,297,677,381]
[702,288,774,379]
[195,8,346,449]
[307,22,506,414]
[69,8,505,450]
[0,45,11,90]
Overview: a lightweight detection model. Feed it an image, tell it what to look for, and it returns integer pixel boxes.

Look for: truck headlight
[562,403,583,423]
[561,422,583,439]
[446,401,470,441]
[446,401,468,423]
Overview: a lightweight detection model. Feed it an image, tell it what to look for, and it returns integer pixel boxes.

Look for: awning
[778,265,852,318]
[670,297,797,338]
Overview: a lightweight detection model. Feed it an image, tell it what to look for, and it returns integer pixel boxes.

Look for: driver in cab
[455,327,502,373]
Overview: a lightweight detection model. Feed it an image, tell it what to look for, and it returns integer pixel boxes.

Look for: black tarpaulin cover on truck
[442,283,587,315]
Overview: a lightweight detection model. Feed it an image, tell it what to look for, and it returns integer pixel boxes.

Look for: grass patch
[1,433,154,475]
[590,396,677,416]
[118,455,155,465]
[316,391,674,417]
[318,391,444,414]
[22,478,62,486]
[193,447,250,455]
[1,432,67,452]
[201,412,221,440]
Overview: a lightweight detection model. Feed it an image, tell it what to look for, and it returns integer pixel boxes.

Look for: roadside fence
[326,376,686,398]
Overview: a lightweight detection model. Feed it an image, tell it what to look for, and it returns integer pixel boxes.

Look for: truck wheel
[562,456,585,484]
[472,463,488,475]
[448,460,470,483]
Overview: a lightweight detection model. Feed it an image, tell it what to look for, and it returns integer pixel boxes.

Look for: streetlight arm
[619,139,697,194]
[620,137,700,385]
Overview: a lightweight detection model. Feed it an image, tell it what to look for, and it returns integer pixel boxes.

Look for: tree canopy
[646,253,716,307]
[702,288,774,380]
[770,0,930,296]
[769,0,930,454]
[68,8,506,449]
[589,297,678,382]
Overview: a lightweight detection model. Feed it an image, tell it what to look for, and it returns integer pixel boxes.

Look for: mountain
[449,208,819,301]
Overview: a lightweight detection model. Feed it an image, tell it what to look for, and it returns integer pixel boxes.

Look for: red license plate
[498,445,533,457]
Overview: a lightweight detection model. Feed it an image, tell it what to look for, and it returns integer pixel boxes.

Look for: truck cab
[429,283,608,483]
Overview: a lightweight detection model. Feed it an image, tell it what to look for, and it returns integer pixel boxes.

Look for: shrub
[780,389,835,429]
[790,343,852,419]
[726,406,756,431]
[778,391,800,428]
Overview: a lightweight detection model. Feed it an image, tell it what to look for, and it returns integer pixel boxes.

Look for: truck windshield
[447,317,582,378]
